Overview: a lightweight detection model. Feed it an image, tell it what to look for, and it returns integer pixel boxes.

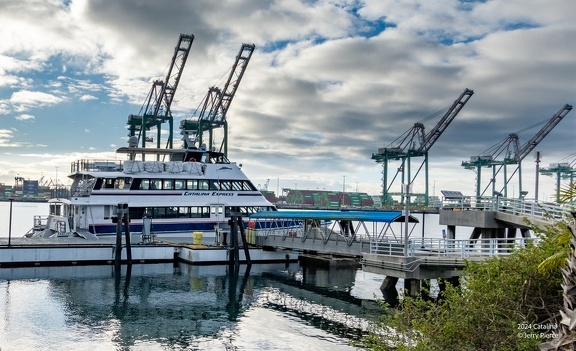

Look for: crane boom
[417,88,474,152]
[155,33,194,122]
[208,43,255,123]
[515,104,573,162]
[128,34,194,151]
[180,43,255,153]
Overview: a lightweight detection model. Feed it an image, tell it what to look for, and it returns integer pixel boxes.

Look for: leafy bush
[362,225,568,351]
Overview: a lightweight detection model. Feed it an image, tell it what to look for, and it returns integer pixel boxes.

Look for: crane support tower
[372,88,474,207]
[540,158,576,202]
[127,34,194,159]
[462,104,573,198]
[180,43,255,156]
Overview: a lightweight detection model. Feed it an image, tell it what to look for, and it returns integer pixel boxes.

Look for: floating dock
[0,237,298,268]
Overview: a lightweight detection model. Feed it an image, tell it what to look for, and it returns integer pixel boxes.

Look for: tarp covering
[249,210,419,223]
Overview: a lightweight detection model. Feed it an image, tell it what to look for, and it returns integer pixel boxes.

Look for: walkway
[249,197,573,281]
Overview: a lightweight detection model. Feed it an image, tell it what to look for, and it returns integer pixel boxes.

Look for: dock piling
[113,203,131,266]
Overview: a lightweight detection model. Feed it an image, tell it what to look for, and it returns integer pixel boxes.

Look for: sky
[0,0,575,202]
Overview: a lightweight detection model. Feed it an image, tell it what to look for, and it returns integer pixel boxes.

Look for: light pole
[8,198,13,247]
[535,151,541,202]
[403,182,410,256]
[342,175,346,208]
[55,166,59,198]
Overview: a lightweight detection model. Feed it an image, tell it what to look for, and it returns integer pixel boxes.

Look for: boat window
[115,178,125,189]
[190,206,204,218]
[163,179,174,190]
[201,153,210,163]
[174,180,185,190]
[151,179,162,190]
[50,204,61,216]
[139,179,150,190]
[93,178,103,190]
[186,179,198,190]
[231,181,243,191]
[209,180,220,190]
[153,207,166,218]
[128,207,145,219]
[166,207,178,217]
[198,180,209,190]
[131,178,142,190]
[125,206,211,219]
[104,178,115,189]
[178,207,189,217]
[220,180,232,190]
[243,181,257,191]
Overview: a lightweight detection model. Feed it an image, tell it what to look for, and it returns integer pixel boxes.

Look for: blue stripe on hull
[89,220,296,235]
[91,222,217,234]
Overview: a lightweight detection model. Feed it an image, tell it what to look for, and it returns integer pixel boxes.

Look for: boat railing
[71,159,123,173]
[33,215,48,229]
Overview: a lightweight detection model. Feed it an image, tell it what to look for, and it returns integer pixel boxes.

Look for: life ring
[188,157,196,162]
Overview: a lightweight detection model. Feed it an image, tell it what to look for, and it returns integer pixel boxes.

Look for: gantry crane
[462,104,573,198]
[127,34,194,159]
[372,88,474,206]
[540,153,576,202]
[180,43,255,156]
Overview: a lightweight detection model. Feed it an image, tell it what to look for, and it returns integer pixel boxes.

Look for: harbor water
[0,262,386,350]
[0,201,387,350]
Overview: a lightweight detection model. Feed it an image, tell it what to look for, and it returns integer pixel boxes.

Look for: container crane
[372,88,474,206]
[462,104,573,198]
[539,153,576,202]
[180,43,255,156]
[127,34,194,159]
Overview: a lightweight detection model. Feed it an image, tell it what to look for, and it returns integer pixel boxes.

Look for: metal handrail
[442,195,571,222]
[370,237,538,258]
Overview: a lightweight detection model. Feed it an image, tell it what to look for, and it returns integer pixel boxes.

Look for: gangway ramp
[249,210,419,257]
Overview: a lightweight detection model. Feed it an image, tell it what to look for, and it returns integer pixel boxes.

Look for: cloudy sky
[0,0,574,201]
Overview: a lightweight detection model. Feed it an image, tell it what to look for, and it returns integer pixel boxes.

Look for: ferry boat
[26,144,276,243]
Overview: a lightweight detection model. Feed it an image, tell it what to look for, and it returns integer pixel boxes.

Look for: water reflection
[0,262,383,350]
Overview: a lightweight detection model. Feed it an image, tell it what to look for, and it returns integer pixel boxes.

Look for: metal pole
[421,211,425,249]
[535,151,540,202]
[404,183,410,256]
[8,198,13,247]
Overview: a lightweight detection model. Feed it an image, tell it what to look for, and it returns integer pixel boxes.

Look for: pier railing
[443,195,571,222]
[249,224,538,260]
[370,237,538,258]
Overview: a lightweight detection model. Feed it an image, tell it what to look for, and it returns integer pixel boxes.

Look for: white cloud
[15,114,35,121]
[79,94,98,101]
[0,0,574,198]
[10,90,64,112]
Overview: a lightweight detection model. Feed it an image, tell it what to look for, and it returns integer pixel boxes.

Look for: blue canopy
[249,210,419,223]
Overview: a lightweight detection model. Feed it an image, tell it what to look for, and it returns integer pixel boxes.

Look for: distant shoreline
[0,198,48,203]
